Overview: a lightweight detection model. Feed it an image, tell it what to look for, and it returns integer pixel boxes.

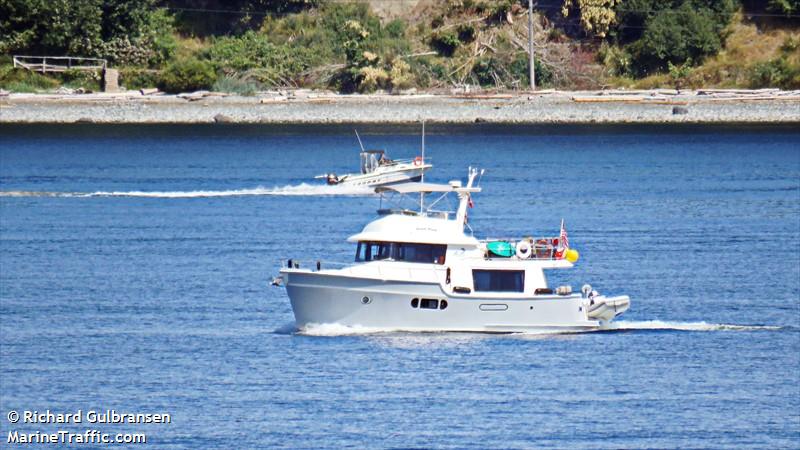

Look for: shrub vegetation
[0,0,796,92]
[158,57,216,93]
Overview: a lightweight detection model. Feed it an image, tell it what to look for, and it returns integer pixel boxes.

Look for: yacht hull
[282,271,604,333]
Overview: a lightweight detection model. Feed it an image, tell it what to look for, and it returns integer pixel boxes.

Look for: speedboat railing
[380,157,430,165]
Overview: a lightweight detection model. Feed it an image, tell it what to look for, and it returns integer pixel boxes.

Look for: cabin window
[472,270,525,293]
[395,243,446,264]
[356,242,392,262]
[355,242,446,264]
[420,298,439,309]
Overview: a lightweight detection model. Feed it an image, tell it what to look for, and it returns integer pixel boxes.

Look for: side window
[472,270,525,293]
[355,242,392,261]
[375,242,392,260]
[358,242,446,264]
[396,243,447,264]
[431,245,446,264]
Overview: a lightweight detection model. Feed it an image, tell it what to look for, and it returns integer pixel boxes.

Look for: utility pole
[528,0,536,91]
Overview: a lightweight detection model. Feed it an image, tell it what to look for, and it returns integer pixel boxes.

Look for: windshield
[355,241,446,264]
[360,151,382,174]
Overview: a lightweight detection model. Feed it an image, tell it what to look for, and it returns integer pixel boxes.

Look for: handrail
[481,236,565,260]
[479,236,559,244]
[281,259,352,271]
[13,55,107,73]
[378,157,432,166]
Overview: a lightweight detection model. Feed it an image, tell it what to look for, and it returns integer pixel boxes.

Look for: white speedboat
[316,129,432,187]
[317,149,431,187]
[278,168,630,333]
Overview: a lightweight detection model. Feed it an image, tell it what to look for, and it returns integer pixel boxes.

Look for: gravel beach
[1,91,798,124]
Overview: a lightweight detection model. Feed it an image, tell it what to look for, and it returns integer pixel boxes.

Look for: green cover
[487,241,514,257]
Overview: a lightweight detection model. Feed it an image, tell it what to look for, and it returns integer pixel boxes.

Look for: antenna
[421,120,425,182]
[419,120,425,212]
[354,129,366,152]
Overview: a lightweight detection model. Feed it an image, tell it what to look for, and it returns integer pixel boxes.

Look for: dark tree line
[0,0,316,64]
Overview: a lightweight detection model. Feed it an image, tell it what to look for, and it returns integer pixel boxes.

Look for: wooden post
[103,68,120,93]
[528,0,536,91]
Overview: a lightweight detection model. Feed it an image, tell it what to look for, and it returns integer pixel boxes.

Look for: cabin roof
[347,214,479,246]
[376,182,481,194]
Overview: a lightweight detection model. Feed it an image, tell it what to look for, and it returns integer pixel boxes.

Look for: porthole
[361,296,372,304]
[440,300,448,310]
[411,298,419,308]
[420,298,439,309]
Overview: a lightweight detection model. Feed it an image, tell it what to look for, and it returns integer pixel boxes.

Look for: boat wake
[295,323,394,336]
[599,320,781,332]
[0,183,375,198]
[287,320,782,337]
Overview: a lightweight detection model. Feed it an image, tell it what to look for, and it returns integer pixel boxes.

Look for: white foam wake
[0,183,375,198]
[600,320,781,332]
[296,323,395,336]
[292,320,781,337]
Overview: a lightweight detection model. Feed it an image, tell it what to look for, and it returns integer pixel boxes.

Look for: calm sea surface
[1,124,798,449]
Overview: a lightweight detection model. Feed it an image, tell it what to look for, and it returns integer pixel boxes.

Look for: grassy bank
[1,1,798,94]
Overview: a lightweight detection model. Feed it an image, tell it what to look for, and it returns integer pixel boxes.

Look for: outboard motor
[326,173,339,185]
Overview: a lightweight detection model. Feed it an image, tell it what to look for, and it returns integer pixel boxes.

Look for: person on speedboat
[379,154,394,166]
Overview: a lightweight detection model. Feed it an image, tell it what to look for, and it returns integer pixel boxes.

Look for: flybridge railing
[481,236,565,260]
[376,208,452,219]
[13,55,107,73]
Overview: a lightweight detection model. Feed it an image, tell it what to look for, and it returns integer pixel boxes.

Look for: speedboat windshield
[360,150,385,174]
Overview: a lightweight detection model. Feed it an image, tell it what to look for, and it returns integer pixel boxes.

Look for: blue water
[1,124,798,449]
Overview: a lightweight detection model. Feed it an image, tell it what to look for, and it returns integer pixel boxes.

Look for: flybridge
[375,167,484,223]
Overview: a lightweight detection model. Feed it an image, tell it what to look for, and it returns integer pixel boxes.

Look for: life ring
[515,240,532,259]
[535,239,550,258]
[413,156,423,166]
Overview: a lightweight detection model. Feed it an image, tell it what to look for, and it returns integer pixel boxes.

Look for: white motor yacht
[278,168,630,333]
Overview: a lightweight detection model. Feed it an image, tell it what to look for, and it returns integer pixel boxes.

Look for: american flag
[559,219,569,249]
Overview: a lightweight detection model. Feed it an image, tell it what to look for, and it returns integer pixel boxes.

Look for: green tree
[612,0,734,76]
[165,0,318,36]
[562,0,621,37]
[767,0,800,15]
[0,0,176,66]
[0,0,103,55]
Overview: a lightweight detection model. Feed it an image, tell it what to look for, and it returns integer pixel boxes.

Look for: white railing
[481,236,563,260]
[282,258,351,271]
[13,55,107,73]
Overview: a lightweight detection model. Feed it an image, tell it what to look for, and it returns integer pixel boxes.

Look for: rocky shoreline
[1,90,798,124]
